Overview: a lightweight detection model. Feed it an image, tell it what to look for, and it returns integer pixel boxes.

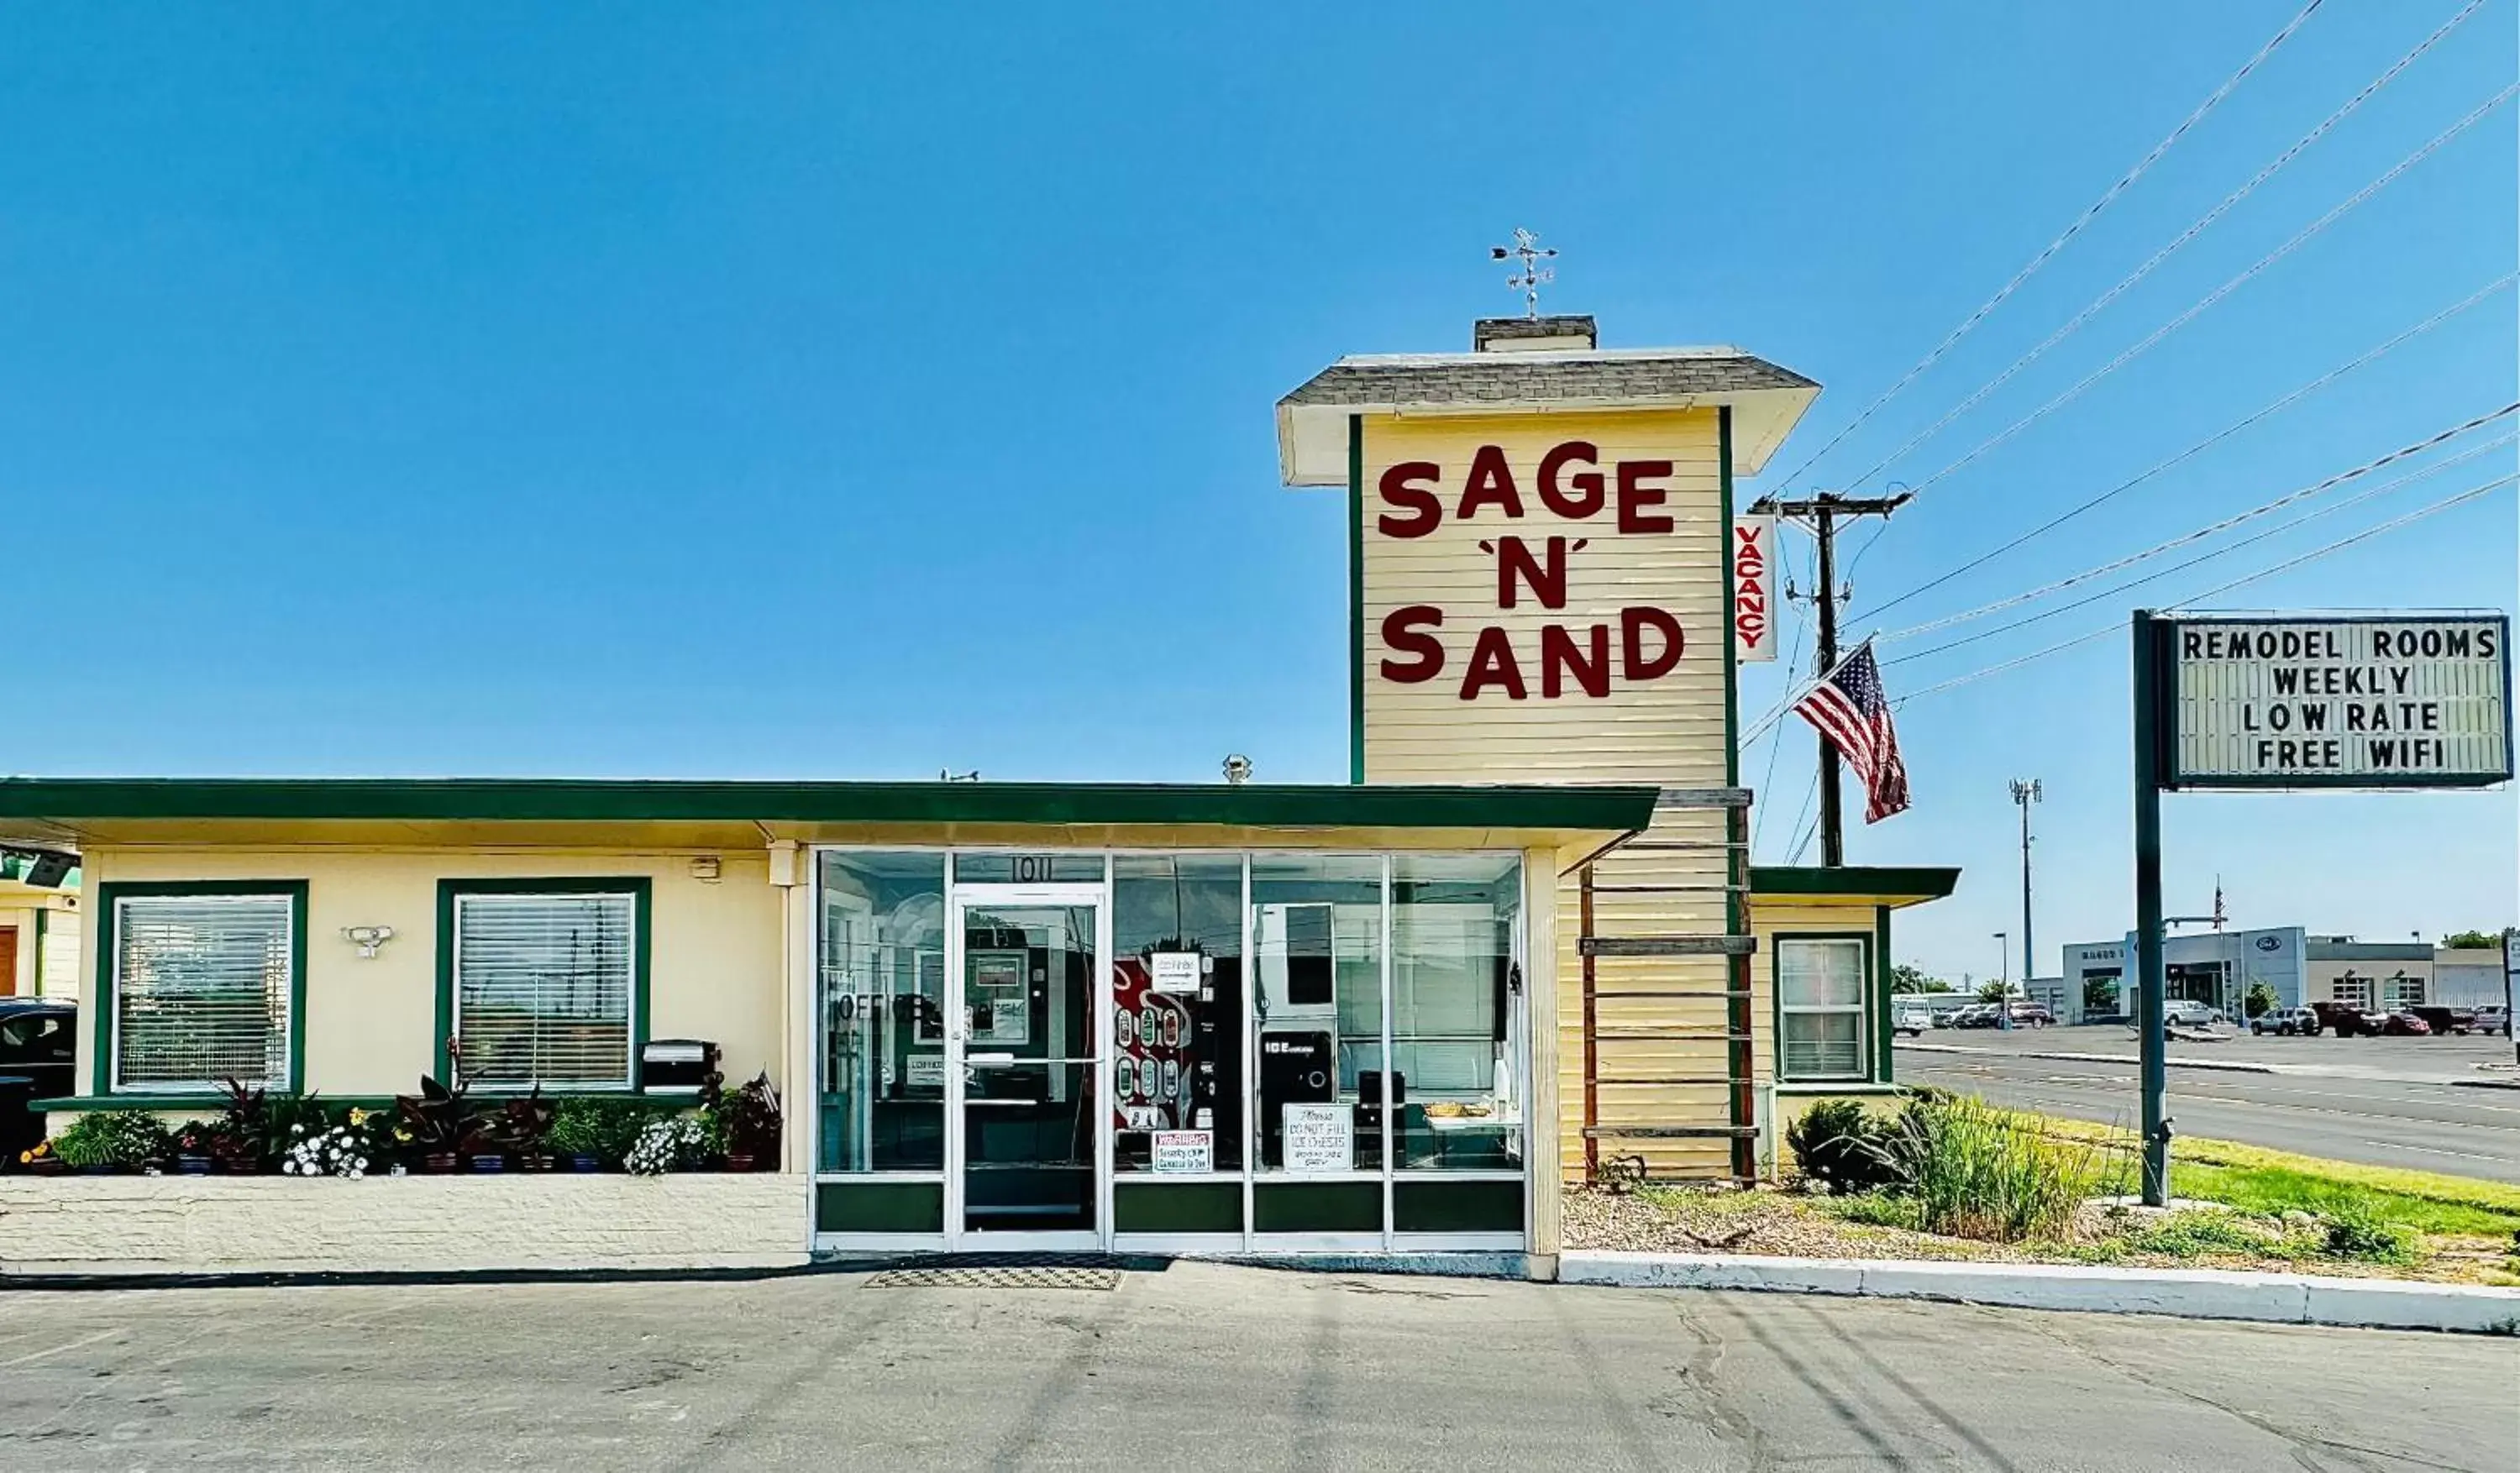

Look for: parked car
[2251,1006,2322,1036]
[2164,1000,2224,1028]
[1949,1003,2002,1029]
[2473,1004,2512,1036]
[2406,1006,2476,1036]
[2378,1011,2433,1037]
[2006,1003,2055,1028]
[2312,1001,2383,1037]
[1892,1002,1933,1038]
[0,998,77,1168]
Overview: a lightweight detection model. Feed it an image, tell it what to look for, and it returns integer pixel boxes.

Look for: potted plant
[395,1072,471,1174]
[705,1072,783,1172]
[543,1100,608,1172]
[51,1110,173,1175]
[171,1124,218,1175]
[623,1113,718,1176]
[466,1088,555,1172]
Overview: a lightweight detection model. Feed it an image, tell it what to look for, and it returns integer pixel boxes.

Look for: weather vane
[1490,228,1557,318]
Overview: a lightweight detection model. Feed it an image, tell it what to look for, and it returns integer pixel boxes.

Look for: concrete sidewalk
[1561,1250,2520,1335]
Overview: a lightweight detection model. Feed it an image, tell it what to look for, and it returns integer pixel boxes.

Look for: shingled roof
[1276,346,1821,484]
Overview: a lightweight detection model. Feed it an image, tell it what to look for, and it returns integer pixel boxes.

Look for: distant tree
[1977,978,2012,1004]
[1891,963,1952,995]
[2244,980,2278,1019]
[2441,930,2504,950]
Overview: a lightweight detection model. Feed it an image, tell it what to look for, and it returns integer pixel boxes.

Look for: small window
[112,893,296,1091]
[452,889,640,1089]
[1777,937,1871,1082]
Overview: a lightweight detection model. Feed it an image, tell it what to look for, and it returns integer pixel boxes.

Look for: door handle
[967,1052,1016,1065]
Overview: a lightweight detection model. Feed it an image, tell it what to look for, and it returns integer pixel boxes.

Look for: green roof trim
[1752,865,1961,900]
[0,777,1659,833]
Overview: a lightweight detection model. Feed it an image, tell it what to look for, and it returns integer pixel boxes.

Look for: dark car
[2006,1003,2055,1028]
[0,998,77,1167]
[2378,1011,2433,1037]
[2407,1006,2476,1036]
[2312,1001,2381,1037]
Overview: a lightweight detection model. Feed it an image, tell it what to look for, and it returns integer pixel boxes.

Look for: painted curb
[1558,1250,2520,1335]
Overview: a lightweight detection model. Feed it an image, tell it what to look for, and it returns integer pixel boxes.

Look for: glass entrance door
[948,891,1107,1247]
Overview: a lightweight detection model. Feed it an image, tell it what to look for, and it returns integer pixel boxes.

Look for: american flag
[1793,642,1912,823]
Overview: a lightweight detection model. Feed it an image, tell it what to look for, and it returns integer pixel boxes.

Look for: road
[0,1265,2512,1470]
[1898,1030,2520,1182]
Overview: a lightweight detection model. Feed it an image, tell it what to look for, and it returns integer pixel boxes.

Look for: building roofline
[0,775,1660,836]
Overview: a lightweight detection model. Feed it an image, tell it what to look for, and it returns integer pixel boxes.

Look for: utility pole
[1750,490,1911,867]
[2009,778,2040,1030]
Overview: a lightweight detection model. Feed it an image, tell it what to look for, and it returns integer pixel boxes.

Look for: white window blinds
[1778,937,1869,1082]
[113,894,293,1090]
[454,892,636,1088]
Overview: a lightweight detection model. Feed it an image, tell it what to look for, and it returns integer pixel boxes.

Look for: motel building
[0,315,1954,1277]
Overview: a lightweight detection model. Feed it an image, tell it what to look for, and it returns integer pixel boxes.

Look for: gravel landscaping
[1564,1182,2520,1286]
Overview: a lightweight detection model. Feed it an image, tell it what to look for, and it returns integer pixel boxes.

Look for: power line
[1762,0,2327,493]
[1880,406,2519,644]
[1832,0,2489,499]
[1855,273,2515,622]
[1889,477,2516,704]
[1883,448,2517,666]
[1839,81,2520,578]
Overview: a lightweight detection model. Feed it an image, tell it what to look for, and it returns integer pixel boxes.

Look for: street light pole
[2010,778,2040,1028]
[1994,931,2008,1019]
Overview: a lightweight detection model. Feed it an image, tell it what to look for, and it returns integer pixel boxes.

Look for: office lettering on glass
[1373,441,1695,700]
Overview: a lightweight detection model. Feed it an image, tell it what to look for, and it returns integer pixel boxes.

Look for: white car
[1892,1004,1933,1037]
[2165,1001,2225,1028]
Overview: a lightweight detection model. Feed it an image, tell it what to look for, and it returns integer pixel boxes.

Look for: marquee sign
[2160,613,2512,789]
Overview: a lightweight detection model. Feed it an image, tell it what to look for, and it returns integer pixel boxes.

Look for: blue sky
[3,3,2512,978]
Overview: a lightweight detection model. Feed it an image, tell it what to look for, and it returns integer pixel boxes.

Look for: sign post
[2131,610,2512,1205]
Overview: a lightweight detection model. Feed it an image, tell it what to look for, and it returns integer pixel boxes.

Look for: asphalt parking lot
[1,1265,2513,1471]
[1898,1028,2520,1181]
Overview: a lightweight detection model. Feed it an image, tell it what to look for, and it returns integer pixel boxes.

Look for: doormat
[864,1265,1121,1291]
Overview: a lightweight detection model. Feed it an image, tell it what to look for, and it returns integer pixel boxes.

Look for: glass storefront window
[818,852,949,1172]
[1251,855,1383,1172]
[1111,856,1244,1173]
[1390,855,1522,1171]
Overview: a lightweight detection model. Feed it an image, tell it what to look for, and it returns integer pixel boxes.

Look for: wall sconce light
[341,925,395,959]
[690,856,722,882]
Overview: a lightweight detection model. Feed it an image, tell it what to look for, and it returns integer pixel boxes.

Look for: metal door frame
[944,883,1112,1251]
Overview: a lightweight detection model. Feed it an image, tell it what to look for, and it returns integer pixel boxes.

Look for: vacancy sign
[2166,614,2512,788]
[1732,514,1777,663]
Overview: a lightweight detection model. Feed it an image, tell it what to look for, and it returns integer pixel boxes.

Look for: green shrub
[2119,1210,2301,1261]
[50,1111,173,1170]
[546,1097,675,1167]
[1879,1093,2094,1243]
[1821,1191,1922,1230]
[2321,1201,2418,1265]
[1785,1098,1900,1195]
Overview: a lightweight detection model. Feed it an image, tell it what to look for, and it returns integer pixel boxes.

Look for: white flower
[354,1157,368,1170]
[282,1161,300,1175]
[291,1124,306,1135]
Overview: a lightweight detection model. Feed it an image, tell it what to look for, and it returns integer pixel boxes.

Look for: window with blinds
[1777,937,1870,1082]
[453,891,638,1088]
[113,894,295,1090]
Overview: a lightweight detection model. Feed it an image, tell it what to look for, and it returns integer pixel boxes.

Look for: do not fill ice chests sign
[2164,614,2512,788]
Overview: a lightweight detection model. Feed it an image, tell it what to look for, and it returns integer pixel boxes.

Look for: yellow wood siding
[1354,406,1742,1179]
[1360,409,1728,784]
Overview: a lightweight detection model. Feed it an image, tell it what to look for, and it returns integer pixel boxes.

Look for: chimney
[1473,314,1598,353]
